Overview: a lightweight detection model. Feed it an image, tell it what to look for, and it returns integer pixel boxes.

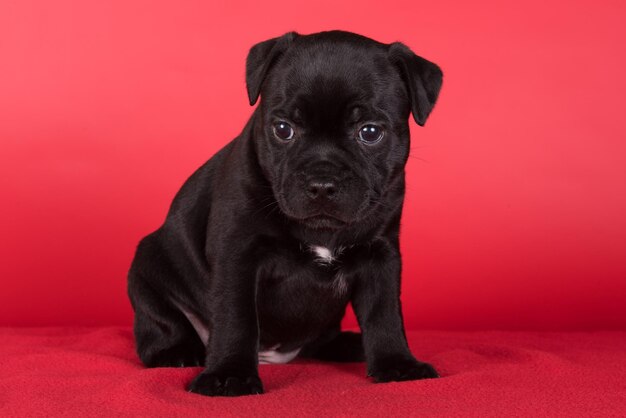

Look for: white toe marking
[258,347,301,364]
[173,299,303,365]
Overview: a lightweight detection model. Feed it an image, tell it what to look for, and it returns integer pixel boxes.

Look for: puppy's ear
[246,32,298,106]
[388,42,443,126]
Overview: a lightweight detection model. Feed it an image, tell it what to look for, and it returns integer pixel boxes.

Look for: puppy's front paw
[188,371,264,397]
[369,356,439,383]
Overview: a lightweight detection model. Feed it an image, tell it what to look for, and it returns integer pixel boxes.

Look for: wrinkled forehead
[262,43,404,118]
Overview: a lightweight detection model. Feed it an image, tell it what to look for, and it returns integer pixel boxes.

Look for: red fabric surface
[1,328,625,417]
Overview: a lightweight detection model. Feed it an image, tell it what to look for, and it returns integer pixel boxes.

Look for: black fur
[128,30,443,397]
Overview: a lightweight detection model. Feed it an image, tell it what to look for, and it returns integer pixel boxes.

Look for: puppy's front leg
[351,241,439,383]
[187,260,262,397]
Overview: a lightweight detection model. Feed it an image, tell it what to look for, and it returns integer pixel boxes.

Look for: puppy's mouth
[301,214,347,230]
[273,188,366,230]
[274,196,349,230]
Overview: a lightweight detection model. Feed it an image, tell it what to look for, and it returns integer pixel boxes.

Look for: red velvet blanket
[1,328,624,417]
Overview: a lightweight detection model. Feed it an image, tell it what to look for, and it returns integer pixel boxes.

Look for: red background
[1,0,625,329]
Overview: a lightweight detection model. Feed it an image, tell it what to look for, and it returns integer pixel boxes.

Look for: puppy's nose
[306,180,337,200]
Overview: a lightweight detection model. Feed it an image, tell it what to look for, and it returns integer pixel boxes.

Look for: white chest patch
[311,245,334,264]
[307,245,349,296]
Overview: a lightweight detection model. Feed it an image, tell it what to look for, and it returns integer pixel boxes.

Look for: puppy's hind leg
[128,272,205,368]
[300,326,365,363]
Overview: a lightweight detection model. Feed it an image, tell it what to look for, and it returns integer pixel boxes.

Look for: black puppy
[128,30,443,397]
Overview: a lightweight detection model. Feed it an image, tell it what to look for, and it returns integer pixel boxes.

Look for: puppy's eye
[273,122,295,141]
[358,124,384,144]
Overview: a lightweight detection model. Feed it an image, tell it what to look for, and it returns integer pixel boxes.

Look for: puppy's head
[246,31,442,230]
